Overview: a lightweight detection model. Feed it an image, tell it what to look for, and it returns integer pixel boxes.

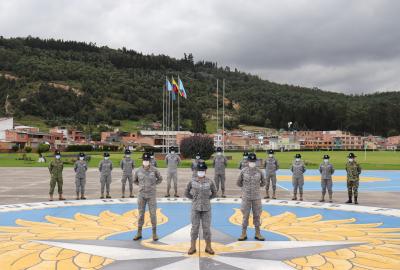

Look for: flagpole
[216,79,219,143]
[178,75,180,132]
[162,79,165,154]
[167,84,170,151]
[222,79,225,152]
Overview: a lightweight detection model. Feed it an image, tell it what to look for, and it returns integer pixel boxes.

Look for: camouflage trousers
[241,199,262,228]
[49,175,63,195]
[75,177,86,194]
[100,174,112,195]
[137,195,157,228]
[321,179,333,196]
[214,173,225,192]
[191,209,212,241]
[167,171,178,194]
[121,174,133,194]
[347,180,359,197]
[265,173,277,192]
[292,176,304,195]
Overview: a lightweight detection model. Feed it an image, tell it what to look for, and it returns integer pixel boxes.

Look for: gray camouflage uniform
[213,155,227,193]
[264,157,279,193]
[237,167,266,228]
[165,153,181,194]
[120,157,135,194]
[99,159,113,195]
[290,160,306,196]
[74,160,88,195]
[185,176,217,241]
[191,159,204,178]
[134,166,163,228]
[238,158,249,170]
[319,162,335,197]
[150,158,157,167]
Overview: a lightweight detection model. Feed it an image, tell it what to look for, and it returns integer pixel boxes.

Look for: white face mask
[197,171,206,177]
[171,151,175,154]
[79,157,84,161]
[244,156,248,159]
[55,155,61,159]
[104,157,109,160]
[125,155,130,158]
[196,156,200,160]
[324,159,329,163]
[150,156,154,159]
[348,158,354,162]
[269,154,273,157]
[143,160,150,167]
[295,158,300,162]
[249,162,256,168]
[217,152,222,156]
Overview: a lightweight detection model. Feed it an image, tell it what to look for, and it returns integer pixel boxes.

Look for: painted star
[35,225,363,270]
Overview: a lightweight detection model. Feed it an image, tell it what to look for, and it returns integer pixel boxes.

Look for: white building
[0,117,13,141]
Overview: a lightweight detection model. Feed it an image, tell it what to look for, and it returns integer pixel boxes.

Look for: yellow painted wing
[230,208,400,270]
[0,208,168,270]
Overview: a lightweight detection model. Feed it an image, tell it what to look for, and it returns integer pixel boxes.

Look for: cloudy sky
[1,0,400,94]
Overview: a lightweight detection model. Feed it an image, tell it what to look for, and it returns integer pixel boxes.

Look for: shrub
[24,146,32,153]
[66,145,93,152]
[180,135,214,160]
[37,144,50,154]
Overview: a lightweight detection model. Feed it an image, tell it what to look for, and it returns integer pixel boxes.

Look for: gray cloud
[1,0,399,93]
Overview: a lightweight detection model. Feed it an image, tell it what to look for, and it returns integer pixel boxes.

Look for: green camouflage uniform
[346,161,361,198]
[49,159,64,195]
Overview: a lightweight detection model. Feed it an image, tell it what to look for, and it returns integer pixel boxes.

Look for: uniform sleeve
[212,158,216,167]
[237,171,244,187]
[132,159,135,169]
[224,157,227,166]
[302,164,306,173]
[238,161,242,170]
[319,164,323,174]
[331,165,335,175]
[184,181,193,199]
[133,171,139,185]
[345,163,349,173]
[191,161,195,171]
[259,170,266,187]
[120,160,124,170]
[210,181,217,199]
[48,161,53,173]
[74,162,78,172]
[276,159,279,170]
[98,161,103,172]
[165,155,168,165]
[357,164,362,175]
[155,169,163,184]
[177,156,181,165]
[290,163,293,172]
[110,162,113,171]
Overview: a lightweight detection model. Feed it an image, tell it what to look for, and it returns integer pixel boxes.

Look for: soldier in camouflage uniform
[120,149,135,198]
[48,150,65,201]
[165,146,181,197]
[191,152,203,178]
[238,151,249,170]
[74,152,88,200]
[99,152,113,199]
[185,161,217,255]
[345,153,361,204]
[133,152,163,241]
[213,147,228,197]
[237,153,266,241]
[290,154,306,201]
[150,151,157,167]
[264,150,279,199]
[319,154,335,202]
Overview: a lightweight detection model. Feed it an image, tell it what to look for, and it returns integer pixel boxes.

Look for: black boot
[354,196,358,204]
[345,191,352,203]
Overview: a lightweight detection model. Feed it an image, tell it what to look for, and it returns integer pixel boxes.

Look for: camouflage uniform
[150,158,157,167]
[49,159,64,195]
[191,159,203,178]
[120,157,135,196]
[346,161,361,198]
[290,160,306,198]
[165,153,181,195]
[237,167,266,229]
[99,159,113,196]
[134,166,163,228]
[319,162,335,198]
[74,160,88,195]
[185,176,217,241]
[264,157,279,196]
[238,158,249,170]
[213,154,227,194]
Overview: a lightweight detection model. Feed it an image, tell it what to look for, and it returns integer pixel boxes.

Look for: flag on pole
[171,77,179,94]
[166,78,173,91]
[178,78,187,99]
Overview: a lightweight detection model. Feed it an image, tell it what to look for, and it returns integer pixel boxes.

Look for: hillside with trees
[0,36,399,136]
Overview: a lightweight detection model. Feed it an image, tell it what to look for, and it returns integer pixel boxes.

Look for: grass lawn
[0,150,399,170]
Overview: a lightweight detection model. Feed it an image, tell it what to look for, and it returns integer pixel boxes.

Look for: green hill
[1,36,400,136]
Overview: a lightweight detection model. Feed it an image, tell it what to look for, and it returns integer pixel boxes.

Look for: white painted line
[276,183,289,191]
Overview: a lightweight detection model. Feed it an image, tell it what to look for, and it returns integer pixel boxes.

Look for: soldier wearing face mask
[238,151,249,170]
[99,152,113,199]
[74,152,88,200]
[264,150,279,199]
[120,149,135,198]
[345,153,361,204]
[213,147,228,197]
[319,154,335,202]
[191,152,203,178]
[290,154,306,201]
[185,161,217,255]
[48,150,65,201]
[133,152,163,241]
[237,153,266,241]
[165,146,181,197]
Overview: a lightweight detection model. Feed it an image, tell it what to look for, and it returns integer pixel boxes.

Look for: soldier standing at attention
[165,146,181,197]
[264,150,279,199]
[150,151,157,167]
[319,154,335,202]
[238,151,249,170]
[290,154,306,201]
[74,152,88,200]
[185,161,217,255]
[345,153,361,204]
[213,147,228,197]
[48,150,65,201]
[120,149,135,198]
[237,153,266,241]
[133,152,163,241]
[191,152,203,178]
[99,152,113,199]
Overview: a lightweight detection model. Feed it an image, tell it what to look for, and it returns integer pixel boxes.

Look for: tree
[191,110,206,134]
[37,143,50,154]
[180,135,214,160]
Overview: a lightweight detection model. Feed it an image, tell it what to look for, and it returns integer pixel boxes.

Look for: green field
[0,151,399,170]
